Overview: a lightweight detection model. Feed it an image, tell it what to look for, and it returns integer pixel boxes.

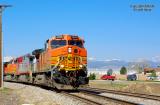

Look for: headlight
[68,48,72,53]
[79,65,83,68]
[60,65,64,68]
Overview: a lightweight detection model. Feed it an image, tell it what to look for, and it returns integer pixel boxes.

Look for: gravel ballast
[100,93,160,105]
[3,82,160,105]
[3,82,88,105]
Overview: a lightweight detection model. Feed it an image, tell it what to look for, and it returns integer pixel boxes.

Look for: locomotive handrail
[50,58,64,79]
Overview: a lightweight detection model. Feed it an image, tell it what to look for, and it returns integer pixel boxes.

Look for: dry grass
[89,80,160,95]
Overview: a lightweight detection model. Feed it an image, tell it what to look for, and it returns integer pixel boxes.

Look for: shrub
[150,70,157,77]
[89,73,96,80]
[120,66,127,75]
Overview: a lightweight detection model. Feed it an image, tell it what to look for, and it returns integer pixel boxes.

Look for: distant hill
[88,59,160,71]
[88,59,127,69]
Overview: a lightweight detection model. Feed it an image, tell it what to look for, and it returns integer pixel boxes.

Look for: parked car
[146,76,157,80]
[101,75,116,81]
[127,74,137,81]
[157,76,160,81]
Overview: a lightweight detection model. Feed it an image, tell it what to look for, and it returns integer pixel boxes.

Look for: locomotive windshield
[68,40,83,48]
[51,40,66,48]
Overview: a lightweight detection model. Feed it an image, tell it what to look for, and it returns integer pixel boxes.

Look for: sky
[1,0,160,62]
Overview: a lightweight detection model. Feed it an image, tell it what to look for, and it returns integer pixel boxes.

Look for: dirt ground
[89,80,160,96]
[0,82,87,105]
[0,88,19,105]
[0,82,60,105]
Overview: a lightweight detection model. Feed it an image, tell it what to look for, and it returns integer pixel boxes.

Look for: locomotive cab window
[51,40,66,48]
[68,40,83,48]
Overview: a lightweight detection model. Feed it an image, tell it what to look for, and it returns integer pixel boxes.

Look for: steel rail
[83,87,160,101]
[79,89,139,105]
[61,91,103,105]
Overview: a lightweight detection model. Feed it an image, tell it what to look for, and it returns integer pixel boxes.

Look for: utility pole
[0,4,11,88]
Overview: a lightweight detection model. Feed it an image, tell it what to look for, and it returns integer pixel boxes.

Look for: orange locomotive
[4,34,89,89]
[4,60,17,79]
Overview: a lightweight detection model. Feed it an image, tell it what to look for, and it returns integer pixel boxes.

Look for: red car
[101,75,115,81]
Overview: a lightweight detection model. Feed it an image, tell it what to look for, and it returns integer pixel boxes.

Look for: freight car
[4,34,89,89]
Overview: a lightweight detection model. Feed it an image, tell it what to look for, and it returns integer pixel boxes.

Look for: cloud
[133,58,149,62]
[152,56,160,62]
[3,56,14,62]
[88,57,96,61]
[105,59,121,62]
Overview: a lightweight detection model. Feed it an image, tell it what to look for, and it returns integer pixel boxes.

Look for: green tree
[89,73,96,80]
[120,66,127,75]
[107,69,113,76]
[150,70,157,77]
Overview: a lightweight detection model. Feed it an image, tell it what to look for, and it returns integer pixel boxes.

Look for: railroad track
[61,91,103,105]
[82,87,160,101]
[5,81,160,105]
[5,81,138,105]
[62,89,139,105]
[75,90,138,105]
